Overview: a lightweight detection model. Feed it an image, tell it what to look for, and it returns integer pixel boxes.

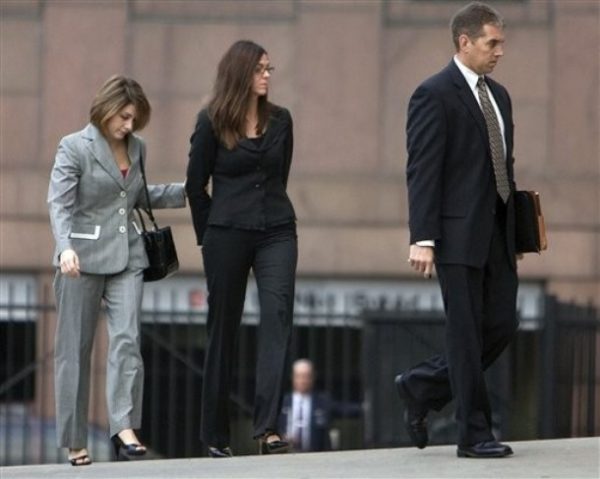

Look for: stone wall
[1,0,598,304]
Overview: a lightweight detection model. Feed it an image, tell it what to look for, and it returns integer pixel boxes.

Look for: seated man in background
[279,359,361,452]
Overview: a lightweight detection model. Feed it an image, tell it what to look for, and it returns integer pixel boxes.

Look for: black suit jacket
[186,105,296,245]
[279,392,363,452]
[279,392,333,452]
[406,60,517,268]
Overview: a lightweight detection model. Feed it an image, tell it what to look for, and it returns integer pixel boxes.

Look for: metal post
[585,304,597,436]
[539,295,557,438]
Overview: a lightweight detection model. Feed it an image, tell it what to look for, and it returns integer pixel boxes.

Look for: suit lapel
[83,124,124,187]
[237,109,287,153]
[447,62,489,146]
[125,134,142,187]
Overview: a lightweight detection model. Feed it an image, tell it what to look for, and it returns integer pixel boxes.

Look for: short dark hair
[450,2,505,50]
[90,75,151,133]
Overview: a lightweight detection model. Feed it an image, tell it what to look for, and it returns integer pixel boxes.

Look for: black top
[248,135,264,146]
[185,105,296,245]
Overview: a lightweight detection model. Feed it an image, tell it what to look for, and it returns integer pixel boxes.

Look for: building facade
[1,0,598,463]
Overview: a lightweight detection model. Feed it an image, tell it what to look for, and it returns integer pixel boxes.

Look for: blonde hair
[89,75,151,133]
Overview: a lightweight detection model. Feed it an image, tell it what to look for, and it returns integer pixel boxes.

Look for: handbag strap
[137,145,159,230]
[135,206,148,232]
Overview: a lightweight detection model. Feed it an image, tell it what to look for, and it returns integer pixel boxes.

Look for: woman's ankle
[68,447,88,457]
[262,432,282,443]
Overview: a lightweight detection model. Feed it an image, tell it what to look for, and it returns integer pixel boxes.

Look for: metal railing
[361,296,599,448]
[136,309,364,458]
[539,296,599,438]
[1,288,597,465]
[0,298,364,465]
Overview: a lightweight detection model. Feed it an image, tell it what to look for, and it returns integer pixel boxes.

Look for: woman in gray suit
[48,75,186,466]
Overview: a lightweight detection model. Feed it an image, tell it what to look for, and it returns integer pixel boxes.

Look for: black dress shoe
[207,446,234,458]
[457,441,514,458]
[395,374,428,449]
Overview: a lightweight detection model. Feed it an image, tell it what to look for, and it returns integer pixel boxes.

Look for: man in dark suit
[279,359,361,452]
[279,359,332,452]
[397,2,520,458]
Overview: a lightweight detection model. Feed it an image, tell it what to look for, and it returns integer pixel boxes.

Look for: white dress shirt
[290,392,312,451]
[453,55,506,157]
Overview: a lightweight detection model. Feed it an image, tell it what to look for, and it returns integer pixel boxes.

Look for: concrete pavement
[1,437,598,479]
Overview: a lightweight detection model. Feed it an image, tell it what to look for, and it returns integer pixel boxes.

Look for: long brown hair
[208,40,271,149]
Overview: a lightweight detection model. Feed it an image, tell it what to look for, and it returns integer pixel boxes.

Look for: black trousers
[403,207,519,446]
[200,222,297,448]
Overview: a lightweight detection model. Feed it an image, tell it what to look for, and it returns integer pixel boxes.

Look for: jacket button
[118,208,126,215]
[120,191,127,198]
[119,226,126,234]
[255,184,260,188]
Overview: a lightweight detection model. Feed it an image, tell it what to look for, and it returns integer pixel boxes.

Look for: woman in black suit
[186,40,297,457]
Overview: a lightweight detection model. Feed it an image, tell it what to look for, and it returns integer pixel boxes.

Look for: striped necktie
[477,77,510,203]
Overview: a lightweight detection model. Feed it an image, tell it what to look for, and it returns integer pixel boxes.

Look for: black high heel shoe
[258,432,289,455]
[207,446,234,458]
[111,434,147,461]
[68,449,92,467]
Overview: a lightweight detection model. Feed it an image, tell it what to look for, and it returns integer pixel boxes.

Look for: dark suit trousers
[200,222,297,448]
[403,204,518,446]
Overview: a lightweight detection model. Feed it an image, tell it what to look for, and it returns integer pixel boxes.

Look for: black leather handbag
[136,155,179,282]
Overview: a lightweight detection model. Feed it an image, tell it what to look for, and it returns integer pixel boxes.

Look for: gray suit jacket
[48,123,186,275]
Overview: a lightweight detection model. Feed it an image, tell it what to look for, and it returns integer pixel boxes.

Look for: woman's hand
[59,249,80,277]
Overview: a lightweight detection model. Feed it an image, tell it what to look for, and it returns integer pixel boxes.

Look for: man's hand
[59,249,80,278]
[408,244,435,279]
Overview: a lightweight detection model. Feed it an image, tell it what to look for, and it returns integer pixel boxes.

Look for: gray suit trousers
[53,267,144,448]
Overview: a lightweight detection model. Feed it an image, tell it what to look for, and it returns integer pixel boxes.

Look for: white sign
[142,276,545,328]
[0,274,545,328]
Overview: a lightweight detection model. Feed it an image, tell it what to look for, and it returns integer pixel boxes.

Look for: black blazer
[406,60,517,268]
[278,392,363,452]
[279,392,333,452]
[186,105,296,245]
